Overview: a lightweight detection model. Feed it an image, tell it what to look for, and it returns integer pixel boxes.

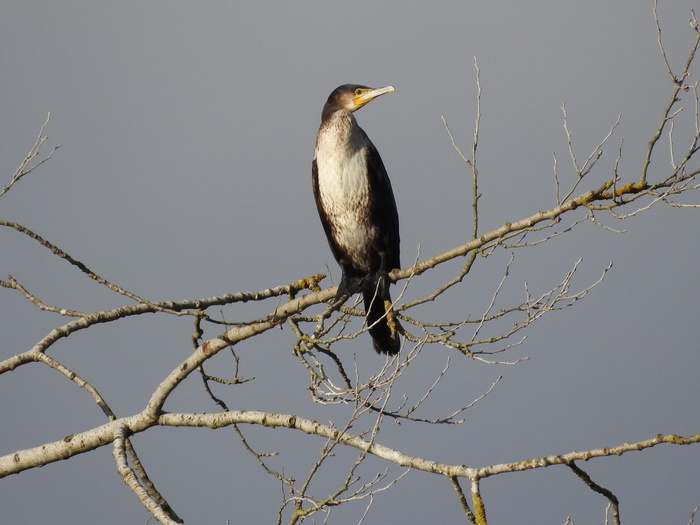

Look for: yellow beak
[353,85,395,107]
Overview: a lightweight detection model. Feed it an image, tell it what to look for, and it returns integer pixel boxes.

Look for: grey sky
[2,1,699,523]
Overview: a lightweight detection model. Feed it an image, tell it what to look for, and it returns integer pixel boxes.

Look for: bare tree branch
[0,113,59,199]
[2,4,700,524]
[567,462,620,525]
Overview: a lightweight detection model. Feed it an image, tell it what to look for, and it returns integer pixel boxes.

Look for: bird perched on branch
[312,84,401,354]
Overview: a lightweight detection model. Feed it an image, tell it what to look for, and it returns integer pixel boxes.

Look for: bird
[312,84,401,355]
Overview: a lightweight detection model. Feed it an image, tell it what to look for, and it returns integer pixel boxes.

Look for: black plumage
[312,84,401,354]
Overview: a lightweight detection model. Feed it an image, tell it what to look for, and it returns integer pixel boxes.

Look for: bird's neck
[317,110,364,152]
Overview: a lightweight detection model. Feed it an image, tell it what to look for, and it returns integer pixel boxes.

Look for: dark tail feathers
[363,288,401,355]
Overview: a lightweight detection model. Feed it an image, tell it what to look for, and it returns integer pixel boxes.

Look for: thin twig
[0,113,60,199]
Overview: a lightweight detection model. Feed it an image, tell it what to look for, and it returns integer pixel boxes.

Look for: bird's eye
[355,88,363,95]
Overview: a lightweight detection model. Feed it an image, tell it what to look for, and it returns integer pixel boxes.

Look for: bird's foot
[333,275,362,307]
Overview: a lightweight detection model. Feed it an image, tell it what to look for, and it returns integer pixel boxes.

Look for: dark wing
[364,140,400,272]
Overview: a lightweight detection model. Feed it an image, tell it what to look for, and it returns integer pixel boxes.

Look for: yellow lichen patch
[294,273,326,292]
[598,181,649,200]
[472,490,487,525]
[615,182,637,196]
[384,300,403,334]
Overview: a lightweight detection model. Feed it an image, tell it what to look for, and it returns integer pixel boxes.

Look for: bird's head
[323,84,395,118]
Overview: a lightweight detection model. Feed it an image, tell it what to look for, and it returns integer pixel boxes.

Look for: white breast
[314,117,378,271]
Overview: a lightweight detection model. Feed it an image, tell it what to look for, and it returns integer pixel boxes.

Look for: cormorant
[312,84,401,355]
